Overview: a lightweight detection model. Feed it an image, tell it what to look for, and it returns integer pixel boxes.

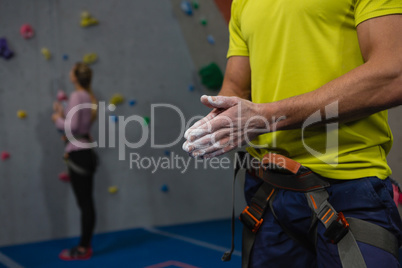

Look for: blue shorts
[244,172,402,268]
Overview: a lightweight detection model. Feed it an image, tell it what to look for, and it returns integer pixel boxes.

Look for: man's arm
[218,56,251,99]
[267,14,402,130]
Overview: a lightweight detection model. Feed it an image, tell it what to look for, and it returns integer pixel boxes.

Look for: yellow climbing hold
[41,48,51,60]
[80,11,99,27]
[17,110,27,119]
[83,53,97,65]
[108,186,118,194]
[81,11,90,19]
[109,94,124,105]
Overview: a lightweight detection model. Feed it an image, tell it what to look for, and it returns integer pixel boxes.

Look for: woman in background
[52,62,98,260]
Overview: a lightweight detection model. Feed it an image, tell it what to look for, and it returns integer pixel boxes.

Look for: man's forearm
[218,85,248,98]
[218,56,251,100]
[263,61,402,131]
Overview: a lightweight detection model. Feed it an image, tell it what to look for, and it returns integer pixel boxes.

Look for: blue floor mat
[5,218,400,267]
[0,219,242,268]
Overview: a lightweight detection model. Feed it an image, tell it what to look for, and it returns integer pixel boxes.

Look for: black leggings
[68,149,97,248]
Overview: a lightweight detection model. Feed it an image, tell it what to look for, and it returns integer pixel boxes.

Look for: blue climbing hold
[129,99,136,107]
[63,54,69,61]
[188,85,195,92]
[110,115,118,122]
[0,38,14,60]
[207,35,215,45]
[161,184,169,193]
[180,0,193,16]
[164,150,170,156]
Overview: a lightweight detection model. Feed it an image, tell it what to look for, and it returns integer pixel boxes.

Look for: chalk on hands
[202,95,223,106]
[184,128,210,142]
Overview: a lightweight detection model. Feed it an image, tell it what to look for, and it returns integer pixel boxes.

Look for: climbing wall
[0,0,246,247]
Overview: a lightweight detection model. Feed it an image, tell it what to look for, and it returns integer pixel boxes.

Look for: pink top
[55,90,94,153]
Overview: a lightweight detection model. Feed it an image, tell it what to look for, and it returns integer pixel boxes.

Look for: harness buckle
[324,212,349,244]
[239,206,263,233]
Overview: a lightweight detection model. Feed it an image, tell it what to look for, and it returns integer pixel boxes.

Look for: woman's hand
[182,95,271,158]
[53,101,63,114]
[52,101,65,122]
[51,112,62,122]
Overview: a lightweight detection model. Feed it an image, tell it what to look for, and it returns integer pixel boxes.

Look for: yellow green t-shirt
[227,0,402,180]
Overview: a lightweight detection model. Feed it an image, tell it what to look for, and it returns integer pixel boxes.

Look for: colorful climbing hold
[17,110,27,119]
[207,35,215,45]
[62,54,69,61]
[108,186,118,194]
[20,24,34,39]
[81,11,90,19]
[200,18,208,26]
[83,53,97,65]
[128,99,137,107]
[188,85,195,92]
[41,48,51,60]
[161,184,169,193]
[57,90,68,102]
[80,11,99,27]
[110,115,118,123]
[192,0,200,9]
[109,94,124,105]
[0,38,14,60]
[143,116,150,125]
[58,172,70,182]
[180,0,193,16]
[1,151,10,161]
[199,62,224,90]
[108,104,116,112]
[164,150,171,156]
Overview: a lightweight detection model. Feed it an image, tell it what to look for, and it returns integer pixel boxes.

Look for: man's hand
[183,95,269,158]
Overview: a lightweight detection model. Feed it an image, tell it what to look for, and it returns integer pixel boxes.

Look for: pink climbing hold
[58,172,70,182]
[20,24,34,39]
[1,151,10,161]
[57,90,68,101]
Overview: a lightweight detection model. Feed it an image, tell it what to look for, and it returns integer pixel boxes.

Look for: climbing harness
[222,152,398,268]
[62,134,98,176]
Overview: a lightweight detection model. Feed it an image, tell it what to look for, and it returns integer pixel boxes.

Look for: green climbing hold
[144,116,150,125]
[200,18,207,26]
[199,62,223,90]
[192,0,199,9]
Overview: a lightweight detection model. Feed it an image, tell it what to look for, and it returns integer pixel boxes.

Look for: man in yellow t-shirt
[183,0,402,266]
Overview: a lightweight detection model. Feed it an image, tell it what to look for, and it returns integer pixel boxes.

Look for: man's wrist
[253,102,279,132]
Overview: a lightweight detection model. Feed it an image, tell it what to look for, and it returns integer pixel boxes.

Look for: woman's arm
[54,92,82,133]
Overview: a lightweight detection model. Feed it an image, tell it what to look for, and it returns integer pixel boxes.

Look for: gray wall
[0,0,245,247]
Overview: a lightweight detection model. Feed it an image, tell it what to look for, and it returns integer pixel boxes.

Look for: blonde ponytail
[73,62,97,122]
